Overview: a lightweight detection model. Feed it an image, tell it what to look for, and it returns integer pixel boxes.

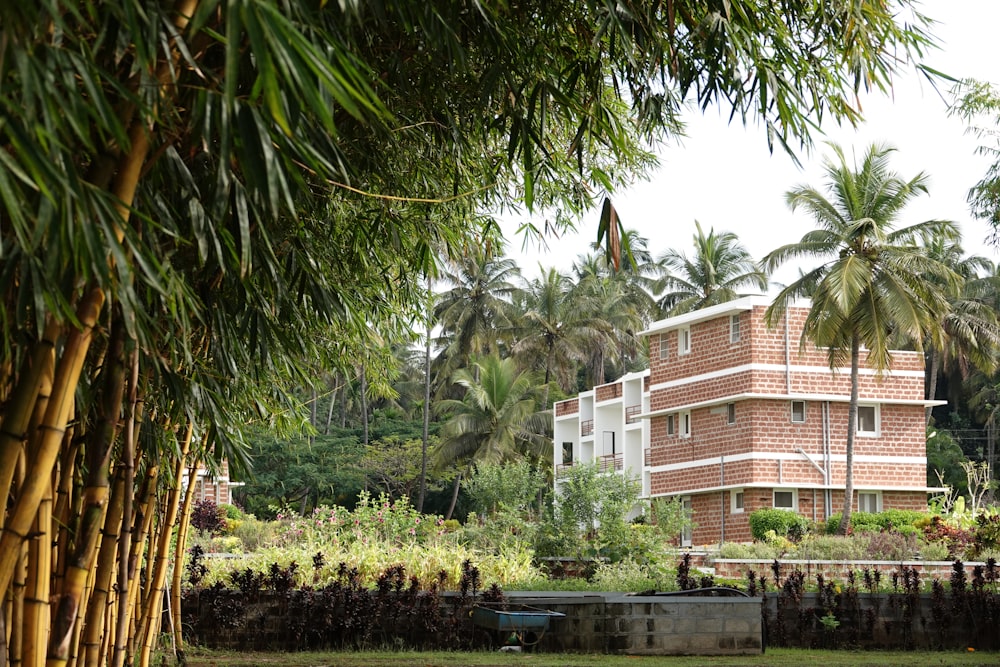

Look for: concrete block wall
[504,593,763,656]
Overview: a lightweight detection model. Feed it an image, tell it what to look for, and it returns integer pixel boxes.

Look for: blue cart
[471,604,565,647]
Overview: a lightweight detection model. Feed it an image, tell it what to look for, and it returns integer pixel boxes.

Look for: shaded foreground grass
[185,647,995,667]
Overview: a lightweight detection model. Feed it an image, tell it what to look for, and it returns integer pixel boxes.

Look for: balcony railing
[555,462,574,477]
[581,419,594,436]
[598,453,623,473]
[625,404,642,424]
[643,448,651,467]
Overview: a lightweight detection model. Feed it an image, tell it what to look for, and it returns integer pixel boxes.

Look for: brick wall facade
[646,298,931,544]
[555,297,933,546]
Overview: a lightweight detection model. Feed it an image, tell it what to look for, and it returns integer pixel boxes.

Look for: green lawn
[184,647,995,667]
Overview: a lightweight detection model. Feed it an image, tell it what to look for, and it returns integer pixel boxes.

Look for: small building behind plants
[553,295,941,545]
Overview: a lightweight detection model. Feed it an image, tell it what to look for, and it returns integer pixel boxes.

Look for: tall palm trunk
[925,347,940,425]
[418,304,432,512]
[838,334,861,535]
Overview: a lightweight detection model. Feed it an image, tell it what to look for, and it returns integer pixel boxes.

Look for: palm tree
[572,243,656,386]
[434,252,520,388]
[512,268,612,406]
[916,239,1000,423]
[434,354,550,517]
[653,221,768,316]
[764,142,961,534]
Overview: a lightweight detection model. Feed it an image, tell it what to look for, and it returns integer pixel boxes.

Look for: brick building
[552,295,940,546]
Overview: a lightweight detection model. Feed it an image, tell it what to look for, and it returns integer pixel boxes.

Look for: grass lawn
[184,647,995,667]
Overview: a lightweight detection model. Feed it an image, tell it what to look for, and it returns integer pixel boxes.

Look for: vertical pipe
[784,305,791,394]
[720,455,725,547]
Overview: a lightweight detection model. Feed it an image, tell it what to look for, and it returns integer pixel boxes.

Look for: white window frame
[857,404,879,436]
[659,333,669,360]
[790,400,806,423]
[678,326,691,356]
[773,489,797,511]
[731,488,745,514]
[726,402,736,425]
[858,491,882,513]
[729,314,740,344]
[666,414,675,436]
[679,411,691,438]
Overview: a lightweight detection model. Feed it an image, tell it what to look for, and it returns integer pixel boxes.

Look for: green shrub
[826,509,927,534]
[792,535,871,561]
[589,557,677,592]
[919,540,950,561]
[749,509,809,542]
[718,541,780,560]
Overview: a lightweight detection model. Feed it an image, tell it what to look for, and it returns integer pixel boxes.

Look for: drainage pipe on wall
[720,455,725,546]
[784,306,791,394]
[822,401,832,519]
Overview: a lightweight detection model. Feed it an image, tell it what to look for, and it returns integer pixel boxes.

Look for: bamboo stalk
[22,475,52,667]
[110,355,143,667]
[170,451,203,665]
[0,287,104,596]
[0,319,59,533]
[136,424,193,667]
[47,311,128,667]
[78,470,125,666]
[114,463,157,667]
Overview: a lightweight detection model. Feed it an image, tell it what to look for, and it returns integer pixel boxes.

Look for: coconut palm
[434,354,551,517]
[513,268,614,406]
[653,221,768,316]
[572,241,656,385]
[915,239,1000,423]
[434,252,521,387]
[764,142,961,534]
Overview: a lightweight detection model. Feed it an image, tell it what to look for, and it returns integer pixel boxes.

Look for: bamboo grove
[0,1,938,665]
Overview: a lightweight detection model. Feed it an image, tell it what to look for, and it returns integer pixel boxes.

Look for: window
[726,402,736,425]
[729,314,740,343]
[858,405,878,435]
[858,492,881,513]
[666,414,675,436]
[731,489,745,514]
[773,489,796,510]
[791,400,806,423]
[659,333,669,360]
[678,326,691,355]
[561,442,573,465]
[680,411,691,438]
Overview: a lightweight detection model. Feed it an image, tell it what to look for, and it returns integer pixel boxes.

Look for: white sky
[505,0,1000,286]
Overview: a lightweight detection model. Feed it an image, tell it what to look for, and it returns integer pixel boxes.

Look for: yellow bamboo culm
[0,318,60,534]
[137,423,193,667]
[114,464,158,667]
[22,475,52,667]
[79,471,126,666]
[0,287,105,596]
[11,540,27,667]
[170,453,203,664]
